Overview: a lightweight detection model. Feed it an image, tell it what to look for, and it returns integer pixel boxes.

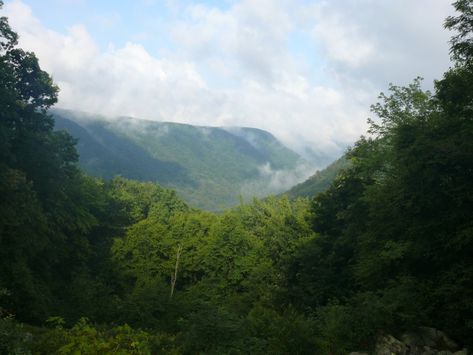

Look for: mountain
[52,109,306,210]
[282,156,350,199]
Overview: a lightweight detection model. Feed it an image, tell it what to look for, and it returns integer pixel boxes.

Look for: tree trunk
[170,244,182,298]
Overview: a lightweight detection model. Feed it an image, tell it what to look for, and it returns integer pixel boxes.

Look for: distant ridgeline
[52,109,309,210]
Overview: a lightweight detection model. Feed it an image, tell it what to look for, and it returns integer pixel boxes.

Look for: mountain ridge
[52,108,311,210]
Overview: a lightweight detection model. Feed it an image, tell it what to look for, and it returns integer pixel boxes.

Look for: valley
[53,109,315,210]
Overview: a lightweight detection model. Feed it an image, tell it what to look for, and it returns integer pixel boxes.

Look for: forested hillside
[282,157,350,199]
[53,109,304,210]
[1,0,472,354]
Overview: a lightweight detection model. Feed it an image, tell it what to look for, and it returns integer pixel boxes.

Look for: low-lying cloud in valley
[4,0,453,165]
[239,161,316,201]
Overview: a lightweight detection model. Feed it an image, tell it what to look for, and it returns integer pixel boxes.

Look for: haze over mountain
[4,0,453,164]
[282,157,350,199]
[2,0,473,353]
[53,109,314,210]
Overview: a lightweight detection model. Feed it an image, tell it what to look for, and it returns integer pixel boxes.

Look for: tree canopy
[1,0,473,353]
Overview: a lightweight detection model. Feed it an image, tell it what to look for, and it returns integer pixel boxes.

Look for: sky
[3,0,454,164]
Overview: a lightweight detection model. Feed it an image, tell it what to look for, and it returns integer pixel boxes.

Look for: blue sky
[20,1,191,53]
[3,0,453,165]
[20,0,328,90]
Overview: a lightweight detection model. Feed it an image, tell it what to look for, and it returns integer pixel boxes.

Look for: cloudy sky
[3,0,454,162]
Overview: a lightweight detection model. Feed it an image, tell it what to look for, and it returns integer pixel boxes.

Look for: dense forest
[282,157,350,200]
[1,0,472,354]
[51,109,303,211]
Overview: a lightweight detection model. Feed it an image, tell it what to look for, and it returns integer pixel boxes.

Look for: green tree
[445,0,473,64]
[287,1,473,345]
[0,3,109,323]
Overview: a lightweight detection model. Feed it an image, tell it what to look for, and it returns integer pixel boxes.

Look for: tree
[445,0,473,65]
[0,3,102,322]
[287,3,473,344]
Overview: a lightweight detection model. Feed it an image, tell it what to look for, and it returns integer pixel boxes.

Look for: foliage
[445,0,473,64]
[283,156,350,199]
[0,315,32,355]
[287,12,473,349]
[1,0,473,353]
[53,109,304,210]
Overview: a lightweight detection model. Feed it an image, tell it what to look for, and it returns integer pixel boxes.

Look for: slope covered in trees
[282,157,350,199]
[1,0,473,354]
[52,109,305,211]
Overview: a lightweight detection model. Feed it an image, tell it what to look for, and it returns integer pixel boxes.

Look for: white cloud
[240,160,316,197]
[310,0,453,88]
[3,0,453,169]
[312,11,376,69]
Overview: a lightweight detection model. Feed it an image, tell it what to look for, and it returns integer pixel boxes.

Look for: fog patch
[154,124,169,137]
[198,126,213,137]
[240,161,316,198]
[223,127,264,150]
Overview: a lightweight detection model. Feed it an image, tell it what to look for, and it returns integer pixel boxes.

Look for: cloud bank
[4,0,453,165]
